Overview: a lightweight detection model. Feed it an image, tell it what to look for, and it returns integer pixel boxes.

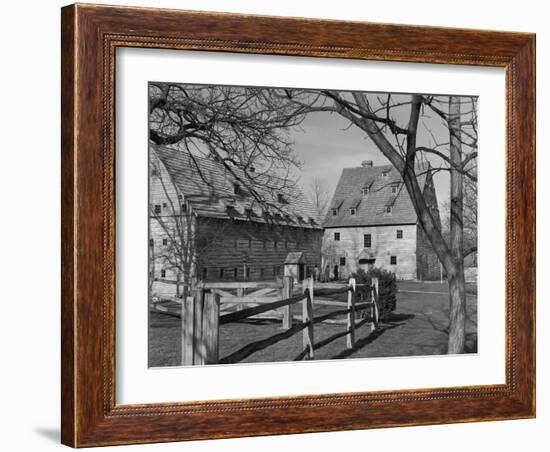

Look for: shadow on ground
[330,315,414,359]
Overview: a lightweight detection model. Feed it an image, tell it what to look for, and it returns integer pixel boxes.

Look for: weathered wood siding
[197,218,323,282]
[322,224,417,280]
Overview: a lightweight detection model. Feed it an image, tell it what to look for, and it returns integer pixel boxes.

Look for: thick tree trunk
[447,96,466,354]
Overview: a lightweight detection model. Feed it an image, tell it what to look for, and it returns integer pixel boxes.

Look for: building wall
[322,224,417,280]
[197,218,323,282]
[148,154,323,297]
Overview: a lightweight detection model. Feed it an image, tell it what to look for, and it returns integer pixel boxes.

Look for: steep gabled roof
[323,163,429,228]
[151,145,322,229]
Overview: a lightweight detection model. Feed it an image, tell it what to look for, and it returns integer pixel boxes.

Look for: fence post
[193,290,205,365]
[203,291,220,364]
[347,278,356,349]
[302,277,315,359]
[371,277,379,330]
[281,276,293,329]
[182,295,195,365]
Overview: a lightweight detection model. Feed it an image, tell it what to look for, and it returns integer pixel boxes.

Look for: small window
[149,238,154,247]
[160,269,166,278]
[390,256,397,265]
[332,208,338,216]
[386,206,393,214]
[154,204,161,214]
[391,185,398,194]
[181,203,187,212]
[397,230,403,239]
[220,268,224,279]
[334,232,340,241]
[233,183,240,195]
[382,171,389,178]
[162,238,168,246]
[364,234,371,248]
[361,187,370,196]
[162,202,167,209]
[340,257,346,266]
[277,193,285,204]
[350,208,356,215]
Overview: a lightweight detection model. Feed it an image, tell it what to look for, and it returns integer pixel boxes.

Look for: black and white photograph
[148,83,479,367]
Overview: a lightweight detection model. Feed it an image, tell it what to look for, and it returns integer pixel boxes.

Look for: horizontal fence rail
[168,276,380,366]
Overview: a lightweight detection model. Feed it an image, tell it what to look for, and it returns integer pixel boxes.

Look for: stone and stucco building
[322,160,442,281]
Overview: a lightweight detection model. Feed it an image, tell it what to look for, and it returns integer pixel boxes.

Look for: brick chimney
[361,160,373,167]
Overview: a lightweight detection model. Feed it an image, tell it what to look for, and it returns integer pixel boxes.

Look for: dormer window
[391,184,399,194]
[386,206,393,214]
[332,209,338,216]
[350,208,356,215]
[361,187,370,196]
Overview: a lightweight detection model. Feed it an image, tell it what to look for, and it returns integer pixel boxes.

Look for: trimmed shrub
[351,267,397,321]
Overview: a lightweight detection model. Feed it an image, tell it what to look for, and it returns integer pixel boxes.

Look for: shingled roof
[151,145,322,230]
[323,163,429,228]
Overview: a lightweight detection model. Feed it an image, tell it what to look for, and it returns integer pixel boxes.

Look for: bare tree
[149,83,313,214]
[283,90,478,354]
[307,177,331,218]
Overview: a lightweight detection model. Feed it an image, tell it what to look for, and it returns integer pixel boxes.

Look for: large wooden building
[149,145,323,297]
[322,160,442,281]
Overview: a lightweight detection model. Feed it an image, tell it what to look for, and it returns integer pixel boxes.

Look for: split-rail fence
[150,276,379,365]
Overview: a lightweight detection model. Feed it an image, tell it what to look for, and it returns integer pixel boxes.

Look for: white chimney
[362,160,374,167]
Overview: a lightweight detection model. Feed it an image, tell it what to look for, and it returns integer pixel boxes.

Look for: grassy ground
[148,281,478,367]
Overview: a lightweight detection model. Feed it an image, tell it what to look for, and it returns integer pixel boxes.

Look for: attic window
[332,209,338,216]
[350,208,356,215]
[382,171,389,178]
[386,206,393,214]
[391,184,399,194]
[361,187,370,196]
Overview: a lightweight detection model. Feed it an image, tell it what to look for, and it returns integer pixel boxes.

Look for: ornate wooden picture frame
[61,3,535,447]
